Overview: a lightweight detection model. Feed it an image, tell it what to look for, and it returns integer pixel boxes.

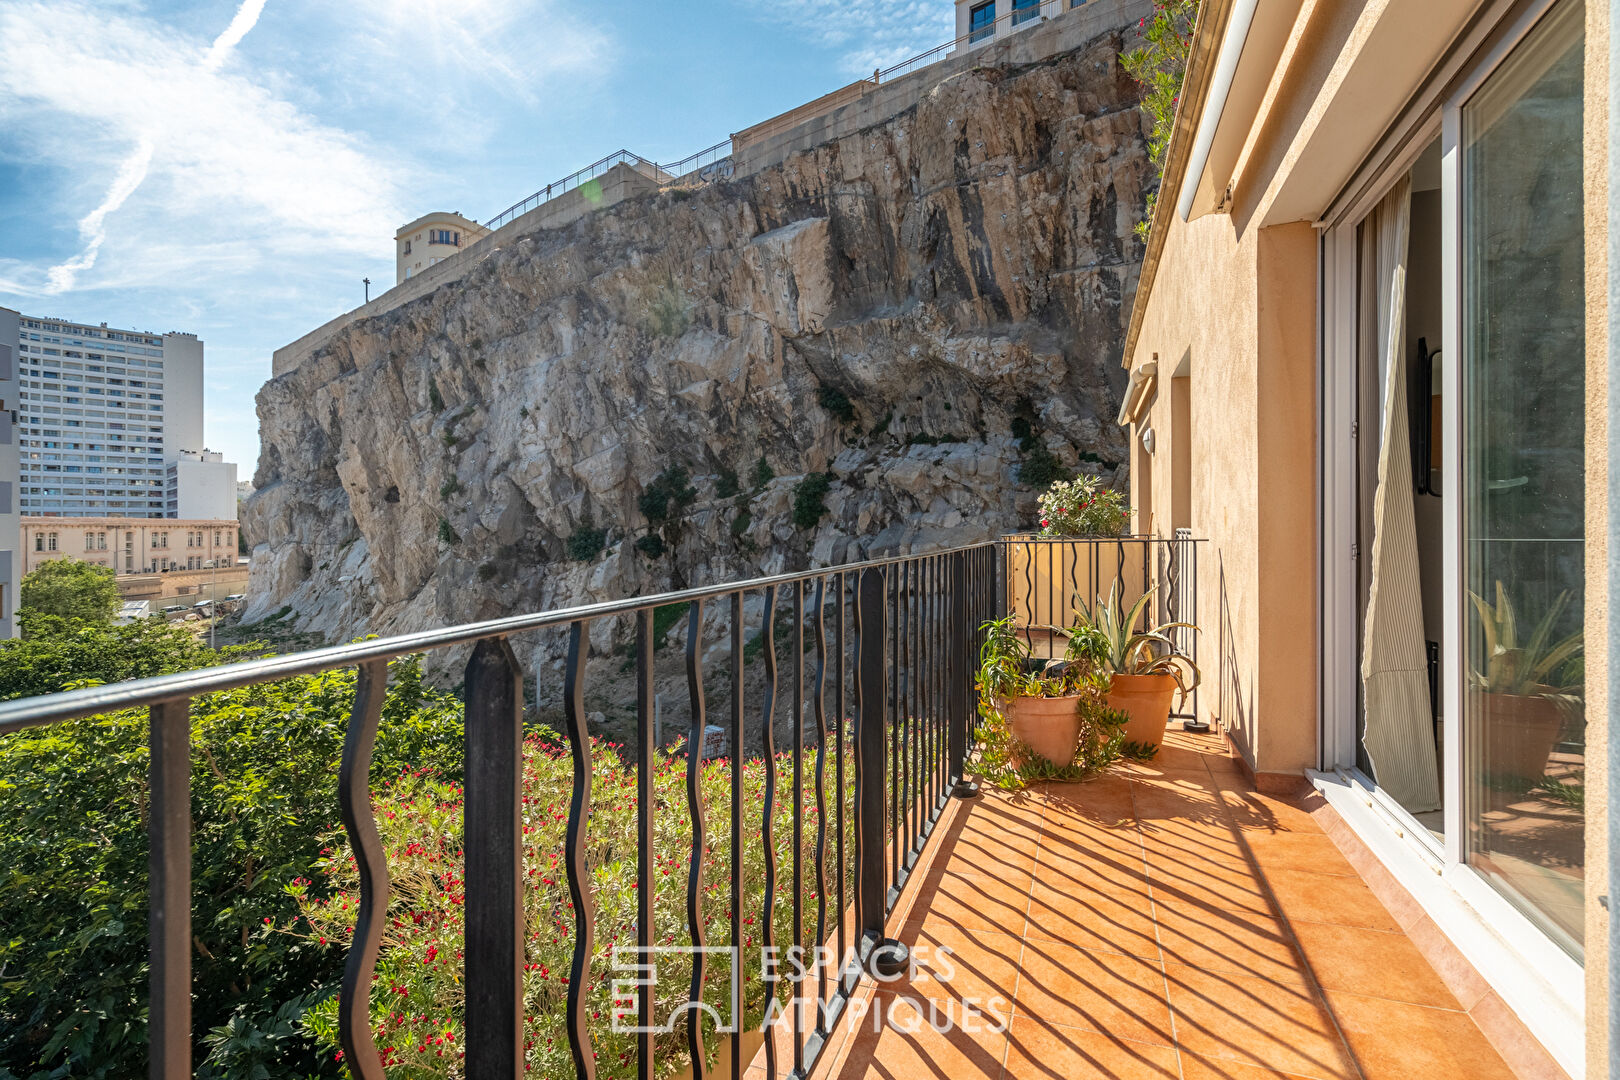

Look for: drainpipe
[1177,0,1264,222]
[1608,0,1619,1070]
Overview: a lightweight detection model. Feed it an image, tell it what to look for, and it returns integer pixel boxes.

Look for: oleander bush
[289,734,859,1079]
[0,651,463,1080]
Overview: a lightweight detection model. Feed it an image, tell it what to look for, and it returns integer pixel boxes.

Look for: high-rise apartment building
[11,313,221,519]
[0,310,21,638]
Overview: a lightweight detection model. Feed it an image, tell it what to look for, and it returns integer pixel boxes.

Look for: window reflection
[1462,0,1586,956]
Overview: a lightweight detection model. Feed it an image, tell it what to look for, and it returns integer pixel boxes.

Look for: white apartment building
[166,449,237,520]
[11,313,231,519]
[0,310,22,638]
[956,0,1090,46]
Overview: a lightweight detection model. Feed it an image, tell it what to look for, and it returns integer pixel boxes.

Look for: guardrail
[0,542,1000,1080]
[483,1,1076,231]
[1003,532,1205,725]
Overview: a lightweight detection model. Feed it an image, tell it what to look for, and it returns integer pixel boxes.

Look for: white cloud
[0,0,404,297]
[745,0,957,75]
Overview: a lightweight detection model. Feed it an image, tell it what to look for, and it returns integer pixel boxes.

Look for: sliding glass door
[1459,0,1586,956]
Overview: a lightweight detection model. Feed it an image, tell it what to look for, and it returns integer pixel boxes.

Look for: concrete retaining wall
[269,0,1147,381]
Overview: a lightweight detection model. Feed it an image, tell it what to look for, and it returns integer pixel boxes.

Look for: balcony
[795,729,1520,1079]
[0,538,1522,1079]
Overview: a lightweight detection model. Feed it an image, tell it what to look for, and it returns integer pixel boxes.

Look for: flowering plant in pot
[1083,582,1200,752]
[974,613,1136,788]
[1037,475,1130,537]
[1467,582,1583,785]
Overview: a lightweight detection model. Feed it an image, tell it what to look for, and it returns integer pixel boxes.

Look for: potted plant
[1083,582,1200,751]
[1468,582,1583,784]
[975,614,1131,785]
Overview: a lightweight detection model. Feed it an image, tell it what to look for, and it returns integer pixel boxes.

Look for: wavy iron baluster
[564,622,598,1079]
[811,577,829,1033]
[684,599,709,1080]
[338,660,390,1080]
[759,585,779,1080]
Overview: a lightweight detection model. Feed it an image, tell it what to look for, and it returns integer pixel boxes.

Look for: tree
[19,560,122,625]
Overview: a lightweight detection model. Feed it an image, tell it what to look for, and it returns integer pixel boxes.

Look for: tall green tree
[18,560,122,625]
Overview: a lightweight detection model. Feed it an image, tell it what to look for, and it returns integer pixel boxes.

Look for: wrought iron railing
[0,542,1002,1080]
[1002,533,1205,725]
[483,0,1084,233]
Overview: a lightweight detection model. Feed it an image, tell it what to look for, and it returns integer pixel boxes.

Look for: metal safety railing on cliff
[484,2,1078,232]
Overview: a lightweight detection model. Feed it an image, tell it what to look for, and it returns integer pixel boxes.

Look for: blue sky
[0,0,957,476]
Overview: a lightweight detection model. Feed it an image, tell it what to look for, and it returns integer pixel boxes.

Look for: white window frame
[1313,0,1587,1073]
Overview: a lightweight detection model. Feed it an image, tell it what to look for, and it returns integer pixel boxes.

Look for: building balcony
[793,729,1522,1079]
[0,538,1539,1079]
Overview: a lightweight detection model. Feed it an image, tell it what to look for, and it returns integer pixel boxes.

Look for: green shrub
[19,561,121,625]
[1121,0,1197,240]
[439,478,463,500]
[791,472,833,531]
[730,510,752,538]
[477,562,499,582]
[635,534,666,559]
[437,518,461,546]
[749,456,774,491]
[715,468,740,499]
[567,524,606,562]
[650,602,688,649]
[0,652,463,1079]
[868,412,892,438]
[1017,442,1071,488]
[638,466,698,526]
[816,386,856,425]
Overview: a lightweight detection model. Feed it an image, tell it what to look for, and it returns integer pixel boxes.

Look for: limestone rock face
[245,32,1148,647]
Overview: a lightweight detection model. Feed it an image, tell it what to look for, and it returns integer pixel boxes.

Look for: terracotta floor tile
[1325,990,1518,1080]
[1263,868,1401,932]
[1147,859,1273,915]
[1033,837,1151,895]
[1288,921,1460,1008]
[1153,906,1308,985]
[1012,939,1175,1047]
[999,1017,1182,1079]
[905,867,1032,939]
[1163,965,1357,1080]
[889,924,1024,1011]
[1237,831,1360,876]
[949,828,1040,876]
[1220,790,1327,834]
[1177,1054,1323,1079]
[1023,879,1162,959]
[822,992,1009,1080]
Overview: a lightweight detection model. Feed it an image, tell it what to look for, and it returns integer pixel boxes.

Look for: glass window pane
[1461,0,1586,957]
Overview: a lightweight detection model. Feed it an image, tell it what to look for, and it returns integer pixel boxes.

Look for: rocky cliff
[244,28,1150,650]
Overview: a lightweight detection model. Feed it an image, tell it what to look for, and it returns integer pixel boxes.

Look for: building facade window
[430,229,461,246]
[969,0,995,42]
[1012,0,1041,26]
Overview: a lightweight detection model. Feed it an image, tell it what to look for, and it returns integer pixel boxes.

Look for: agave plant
[1467,581,1583,697]
[1078,582,1201,701]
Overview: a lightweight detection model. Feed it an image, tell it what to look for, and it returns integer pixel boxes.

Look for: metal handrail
[480,1,1070,232]
[0,540,989,735]
[3,540,1000,1080]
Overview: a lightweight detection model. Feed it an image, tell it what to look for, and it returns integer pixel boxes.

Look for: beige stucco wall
[20,518,238,576]
[1129,206,1317,780]
[1582,0,1610,1073]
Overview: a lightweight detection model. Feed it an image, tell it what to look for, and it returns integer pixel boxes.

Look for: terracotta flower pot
[1106,673,1179,749]
[1002,694,1082,767]
[1479,692,1566,784]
